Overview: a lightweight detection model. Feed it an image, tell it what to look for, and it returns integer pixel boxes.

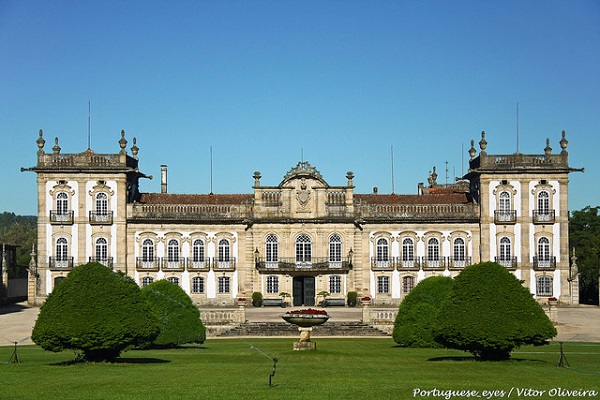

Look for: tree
[569,206,600,305]
[32,263,159,362]
[141,280,206,347]
[393,276,454,348]
[0,212,36,267]
[434,262,556,361]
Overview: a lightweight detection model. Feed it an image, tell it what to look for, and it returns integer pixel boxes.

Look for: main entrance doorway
[293,276,315,306]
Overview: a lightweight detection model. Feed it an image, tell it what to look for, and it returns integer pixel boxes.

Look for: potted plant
[237,297,247,306]
[347,291,358,307]
[317,290,330,306]
[252,291,263,307]
[548,296,558,306]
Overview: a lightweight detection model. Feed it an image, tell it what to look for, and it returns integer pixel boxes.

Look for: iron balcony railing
[187,258,211,271]
[88,257,113,268]
[494,210,517,224]
[533,256,556,270]
[49,210,74,225]
[255,257,351,273]
[49,256,74,270]
[532,210,555,224]
[495,256,518,270]
[89,211,114,224]
[135,257,234,272]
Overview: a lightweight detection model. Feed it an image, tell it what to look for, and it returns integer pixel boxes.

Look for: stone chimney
[161,165,168,194]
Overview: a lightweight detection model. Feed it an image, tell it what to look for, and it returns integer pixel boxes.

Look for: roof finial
[560,130,568,155]
[479,131,487,154]
[544,138,552,156]
[37,129,45,155]
[468,139,476,160]
[119,130,127,154]
[131,137,139,160]
[52,137,61,155]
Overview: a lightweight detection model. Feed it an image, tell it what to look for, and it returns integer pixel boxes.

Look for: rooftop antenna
[210,146,213,195]
[516,102,520,153]
[87,100,91,151]
[390,145,395,194]
[461,143,464,177]
[301,148,304,162]
[445,161,449,185]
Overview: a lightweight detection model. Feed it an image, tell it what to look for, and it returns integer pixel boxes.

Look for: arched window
[192,277,205,293]
[266,275,279,294]
[498,237,512,268]
[192,239,205,263]
[453,237,465,267]
[95,192,108,216]
[167,276,179,286]
[217,238,231,268]
[265,234,278,268]
[95,237,108,266]
[295,234,312,267]
[536,275,553,297]
[402,276,415,294]
[142,239,155,268]
[402,238,414,262]
[55,237,69,268]
[141,276,154,287]
[56,192,69,215]
[537,237,551,267]
[427,238,440,267]
[329,275,342,294]
[537,191,550,215]
[499,191,511,212]
[376,238,389,268]
[329,234,342,268]
[167,239,180,268]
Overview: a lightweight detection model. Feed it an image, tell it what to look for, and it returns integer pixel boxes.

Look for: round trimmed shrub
[434,262,557,360]
[32,263,159,362]
[141,279,206,347]
[393,276,454,347]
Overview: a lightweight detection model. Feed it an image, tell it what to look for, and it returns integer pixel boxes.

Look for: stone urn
[281,309,329,350]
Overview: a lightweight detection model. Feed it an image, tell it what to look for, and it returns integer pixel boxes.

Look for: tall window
[95,237,108,266]
[537,237,551,267]
[377,276,390,294]
[265,234,278,268]
[95,192,108,215]
[402,276,415,294]
[538,191,550,215]
[329,275,342,294]
[56,192,69,215]
[218,239,230,268]
[218,276,230,293]
[376,238,389,268]
[499,237,512,267]
[427,238,440,266]
[329,234,342,268]
[192,239,205,265]
[402,238,414,264]
[266,275,279,294]
[295,234,312,267]
[453,238,466,267]
[167,239,180,268]
[499,191,511,212]
[142,239,154,268]
[141,276,154,287]
[55,237,68,267]
[167,276,180,286]
[192,277,205,293]
[536,275,553,297]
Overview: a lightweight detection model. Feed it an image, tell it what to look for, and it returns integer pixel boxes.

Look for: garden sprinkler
[7,337,29,364]
[241,339,279,387]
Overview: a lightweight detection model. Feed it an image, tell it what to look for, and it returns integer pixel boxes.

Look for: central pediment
[280,161,328,187]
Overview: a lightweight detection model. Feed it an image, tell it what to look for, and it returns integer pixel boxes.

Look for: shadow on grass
[427,356,547,363]
[51,357,171,366]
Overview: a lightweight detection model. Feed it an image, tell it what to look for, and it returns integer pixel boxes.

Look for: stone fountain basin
[281,314,330,328]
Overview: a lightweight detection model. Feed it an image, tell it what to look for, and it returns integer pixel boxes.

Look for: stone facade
[25,129,578,307]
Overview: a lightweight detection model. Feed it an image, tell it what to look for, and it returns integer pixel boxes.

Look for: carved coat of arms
[297,179,311,208]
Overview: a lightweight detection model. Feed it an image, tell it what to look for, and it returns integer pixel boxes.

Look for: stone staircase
[216,321,390,337]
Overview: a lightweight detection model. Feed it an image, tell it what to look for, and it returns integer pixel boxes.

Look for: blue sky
[1,0,599,215]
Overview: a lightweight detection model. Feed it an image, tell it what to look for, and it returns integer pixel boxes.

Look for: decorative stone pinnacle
[119,130,127,154]
[131,137,139,159]
[253,171,261,186]
[468,139,476,160]
[560,130,568,155]
[544,138,552,155]
[37,129,45,154]
[52,137,61,155]
[479,131,487,154]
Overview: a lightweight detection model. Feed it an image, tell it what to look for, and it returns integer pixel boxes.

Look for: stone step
[217,321,390,337]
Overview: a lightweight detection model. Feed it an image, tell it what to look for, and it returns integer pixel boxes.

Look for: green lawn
[1,339,599,400]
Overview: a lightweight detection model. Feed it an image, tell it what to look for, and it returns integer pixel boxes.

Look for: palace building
[25,129,578,307]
